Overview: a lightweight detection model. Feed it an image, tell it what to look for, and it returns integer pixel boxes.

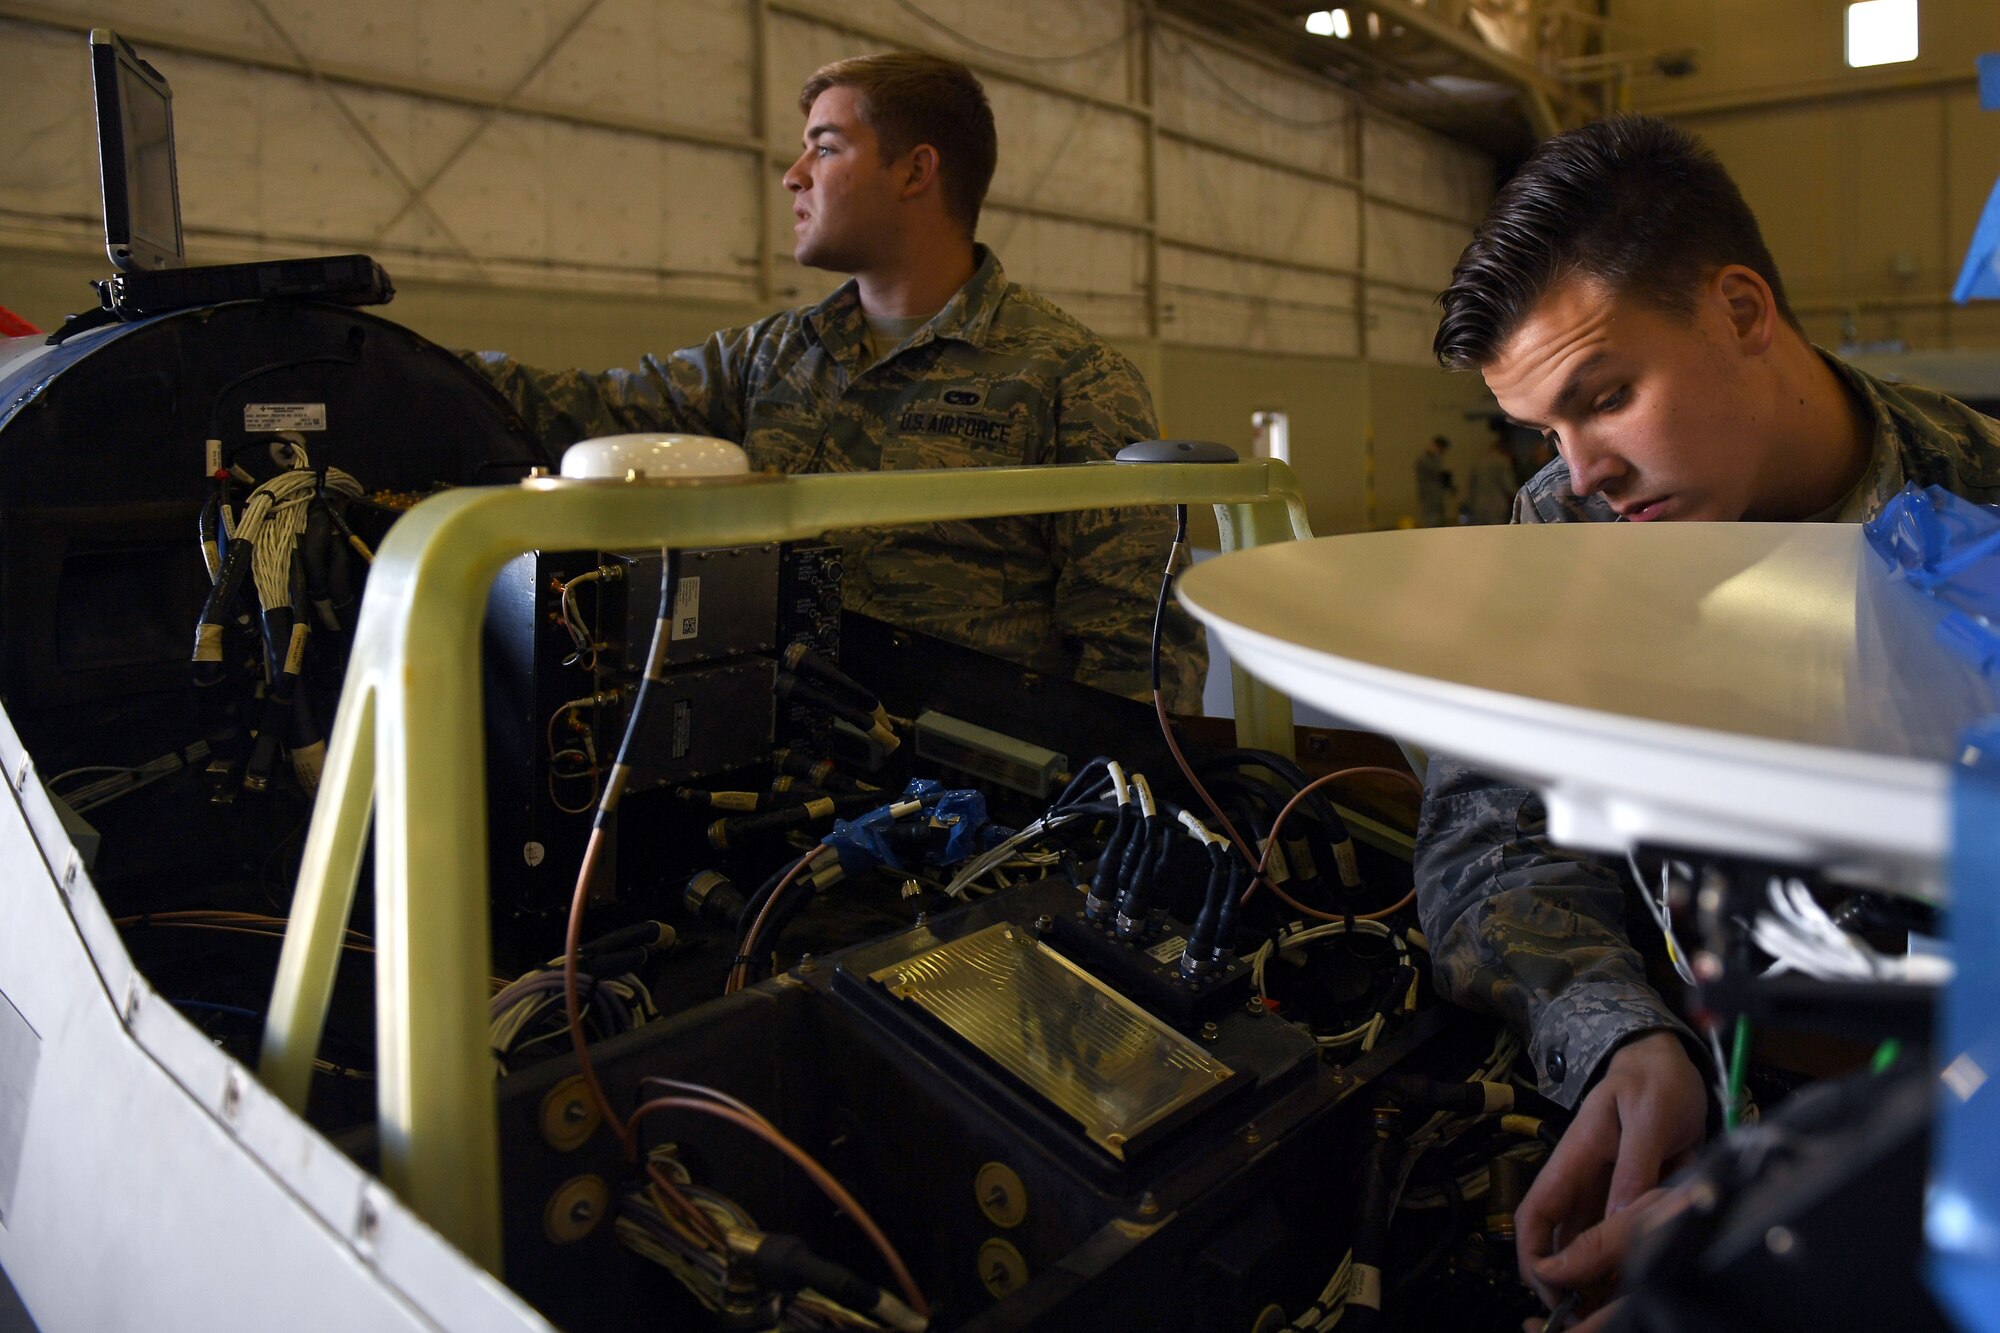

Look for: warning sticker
[244,403,327,432]
[671,576,702,641]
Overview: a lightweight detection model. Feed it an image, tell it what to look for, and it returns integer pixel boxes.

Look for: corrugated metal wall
[0,0,1493,366]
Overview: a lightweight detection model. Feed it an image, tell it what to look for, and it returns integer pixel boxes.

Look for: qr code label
[671,576,701,641]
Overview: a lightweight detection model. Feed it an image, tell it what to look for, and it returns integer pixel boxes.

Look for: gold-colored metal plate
[872,922,1233,1159]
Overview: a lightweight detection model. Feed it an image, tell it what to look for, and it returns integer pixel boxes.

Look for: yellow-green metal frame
[260,459,1311,1272]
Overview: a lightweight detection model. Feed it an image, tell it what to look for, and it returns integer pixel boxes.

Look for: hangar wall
[1615,0,2000,352]
[0,0,1499,537]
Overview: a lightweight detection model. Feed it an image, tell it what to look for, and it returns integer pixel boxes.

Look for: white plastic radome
[559,433,750,481]
[1178,523,1994,899]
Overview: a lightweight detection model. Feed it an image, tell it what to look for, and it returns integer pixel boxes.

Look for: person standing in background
[1463,425,1519,524]
[1415,434,1454,526]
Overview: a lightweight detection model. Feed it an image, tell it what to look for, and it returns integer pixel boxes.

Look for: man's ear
[1712,265,1778,356]
[899,143,941,201]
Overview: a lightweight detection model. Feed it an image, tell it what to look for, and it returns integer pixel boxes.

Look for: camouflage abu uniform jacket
[465,246,1206,711]
[1417,351,2000,1106]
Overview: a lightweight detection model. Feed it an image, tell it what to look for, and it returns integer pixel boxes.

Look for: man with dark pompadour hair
[1420,113,2000,1326]
[468,51,1204,709]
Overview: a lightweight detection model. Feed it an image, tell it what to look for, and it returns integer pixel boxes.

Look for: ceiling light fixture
[1847,0,1919,68]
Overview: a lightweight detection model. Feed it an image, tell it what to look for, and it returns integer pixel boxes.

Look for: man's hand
[1521,1185,1696,1332]
[1518,1030,1708,1307]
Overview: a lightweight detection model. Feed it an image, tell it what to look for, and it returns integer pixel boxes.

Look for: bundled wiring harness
[191,438,366,797]
[1249,917,1423,1053]
[488,921,674,1068]
[615,1091,928,1332]
[561,549,932,1328]
[1279,1029,1552,1331]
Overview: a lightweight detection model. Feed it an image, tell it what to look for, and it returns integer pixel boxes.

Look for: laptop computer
[85,29,393,321]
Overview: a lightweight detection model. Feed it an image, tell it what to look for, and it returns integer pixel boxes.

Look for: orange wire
[564,824,728,1252]
[1153,690,1262,873]
[1154,689,1422,920]
[725,848,826,994]
[1245,764,1423,921]
[628,1094,929,1317]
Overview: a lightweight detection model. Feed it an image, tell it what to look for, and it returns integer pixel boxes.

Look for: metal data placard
[872,922,1234,1159]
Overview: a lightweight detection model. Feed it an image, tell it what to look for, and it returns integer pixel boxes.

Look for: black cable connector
[1209,858,1245,962]
[780,642,881,715]
[706,792,876,851]
[1084,797,1136,924]
[1180,841,1230,977]
[747,1231,877,1307]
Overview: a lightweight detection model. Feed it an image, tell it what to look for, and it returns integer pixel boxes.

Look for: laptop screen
[90,29,184,273]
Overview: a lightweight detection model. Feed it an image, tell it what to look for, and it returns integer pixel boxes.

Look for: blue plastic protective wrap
[1878,480,2000,1325]
[819,778,993,873]
[1865,484,2000,678]
[1932,731,2000,1331]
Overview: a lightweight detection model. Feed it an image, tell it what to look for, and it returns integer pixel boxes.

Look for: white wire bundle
[1396,1140,1545,1213]
[1392,1026,1524,1175]
[231,446,363,613]
[1250,918,1415,1053]
[489,961,657,1069]
[557,569,603,668]
[1625,852,1699,987]
[616,1163,886,1331]
[48,741,212,814]
[1752,876,1951,985]
[1288,1249,1354,1330]
[942,809,1094,899]
[1282,1028,1526,1331]
[1625,852,1737,1108]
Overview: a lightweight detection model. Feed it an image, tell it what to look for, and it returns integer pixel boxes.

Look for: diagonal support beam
[241,0,488,274]
[370,0,607,245]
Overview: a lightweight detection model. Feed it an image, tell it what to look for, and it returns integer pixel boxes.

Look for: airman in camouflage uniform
[1423,110,2000,1315]
[467,244,1205,712]
[1419,352,2000,1108]
[469,47,1204,712]
[1511,354,2000,526]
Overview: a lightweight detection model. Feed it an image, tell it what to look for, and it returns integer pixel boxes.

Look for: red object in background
[0,306,41,338]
